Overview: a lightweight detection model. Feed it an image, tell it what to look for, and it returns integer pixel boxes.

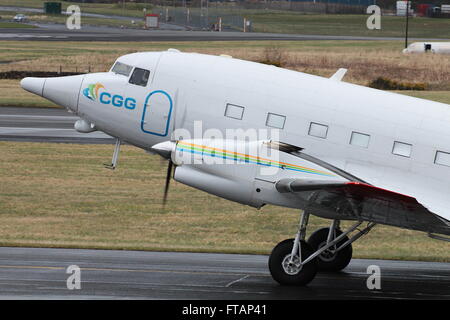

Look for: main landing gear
[269,211,376,286]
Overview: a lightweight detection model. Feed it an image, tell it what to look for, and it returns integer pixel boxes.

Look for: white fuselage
[24,50,450,221]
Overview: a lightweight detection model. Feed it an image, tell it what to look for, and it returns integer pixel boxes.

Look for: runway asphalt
[0,246,448,300]
[0,24,403,42]
[2,21,449,42]
[0,107,113,144]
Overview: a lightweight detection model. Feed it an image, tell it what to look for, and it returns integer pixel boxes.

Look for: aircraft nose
[20,77,46,96]
[21,74,85,112]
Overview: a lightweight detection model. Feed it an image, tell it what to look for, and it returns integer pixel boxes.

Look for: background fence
[152,6,248,31]
[152,0,377,30]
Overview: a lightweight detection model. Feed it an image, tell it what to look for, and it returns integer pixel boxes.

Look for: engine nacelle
[174,165,261,207]
[74,119,96,133]
[152,139,347,209]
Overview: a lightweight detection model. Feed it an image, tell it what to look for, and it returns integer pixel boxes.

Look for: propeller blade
[163,160,173,207]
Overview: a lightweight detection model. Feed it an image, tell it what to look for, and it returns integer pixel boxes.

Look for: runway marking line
[0,265,63,270]
[0,265,270,278]
[225,274,250,287]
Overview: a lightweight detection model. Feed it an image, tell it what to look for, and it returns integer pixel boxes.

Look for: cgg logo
[83,82,136,110]
[99,92,136,110]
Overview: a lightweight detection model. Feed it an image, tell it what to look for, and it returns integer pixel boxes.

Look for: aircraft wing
[276,178,450,236]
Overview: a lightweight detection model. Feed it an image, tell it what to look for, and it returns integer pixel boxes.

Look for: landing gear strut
[269,211,376,286]
[307,221,353,272]
[268,212,317,286]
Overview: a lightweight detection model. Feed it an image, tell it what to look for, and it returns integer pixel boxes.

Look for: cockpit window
[111,62,133,77]
[129,67,150,87]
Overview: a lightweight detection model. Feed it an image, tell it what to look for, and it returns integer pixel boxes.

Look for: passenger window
[111,62,133,77]
[435,151,450,167]
[350,131,370,148]
[129,68,150,87]
[224,103,244,120]
[308,122,328,139]
[392,141,412,158]
[266,113,286,129]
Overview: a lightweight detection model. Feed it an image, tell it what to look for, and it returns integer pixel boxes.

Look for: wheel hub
[282,254,303,275]
[318,242,337,262]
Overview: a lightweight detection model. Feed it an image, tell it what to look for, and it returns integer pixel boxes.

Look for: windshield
[129,68,150,87]
[111,62,133,77]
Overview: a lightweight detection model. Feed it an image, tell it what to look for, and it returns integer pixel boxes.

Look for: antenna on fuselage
[329,68,348,82]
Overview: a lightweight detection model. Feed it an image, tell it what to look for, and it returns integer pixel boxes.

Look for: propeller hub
[151,141,176,160]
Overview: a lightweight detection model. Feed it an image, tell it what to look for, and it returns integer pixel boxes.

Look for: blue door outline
[140,90,173,137]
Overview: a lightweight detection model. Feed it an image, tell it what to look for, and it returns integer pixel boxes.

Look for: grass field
[247,13,450,39]
[0,80,57,108]
[2,40,449,88]
[0,10,145,29]
[1,40,449,107]
[0,22,36,28]
[396,90,450,104]
[0,142,448,262]
[0,0,153,18]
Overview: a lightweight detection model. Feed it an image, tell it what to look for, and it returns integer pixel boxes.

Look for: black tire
[307,227,352,272]
[268,239,318,286]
